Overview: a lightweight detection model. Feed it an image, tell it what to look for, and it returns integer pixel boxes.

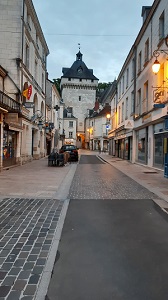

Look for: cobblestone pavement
[98,152,168,203]
[0,157,77,299]
[0,152,166,299]
[0,197,64,299]
[69,155,158,200]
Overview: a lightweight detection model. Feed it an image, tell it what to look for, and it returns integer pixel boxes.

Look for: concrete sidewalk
[0,157,74,199]
[98,152,168,209]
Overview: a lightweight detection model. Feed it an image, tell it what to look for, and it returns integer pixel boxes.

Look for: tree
[97,82,112,92]
[53,78,61,96]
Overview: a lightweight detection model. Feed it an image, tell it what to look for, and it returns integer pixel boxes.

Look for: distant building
[60,49,98,148]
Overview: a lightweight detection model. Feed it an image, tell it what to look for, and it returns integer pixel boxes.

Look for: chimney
[141,6,151,23]
[94,100,99,111]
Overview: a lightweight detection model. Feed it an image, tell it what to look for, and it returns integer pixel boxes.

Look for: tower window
[79,96,81,101]
[69,132,73,138]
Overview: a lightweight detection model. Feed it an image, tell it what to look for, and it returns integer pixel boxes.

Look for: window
[144,39,149,63]
[122,76,124,94]
[42,48,46,64]
[119,81,121,98]
[131,91,135,114]
[25,44,29,68]
[36,35,39,49]
[79,96,81,101]
[138,51,142,73]
[125,97,128,119]
[69,132,73,138]
[126,68,129,88]
[159,11,164,41]
[67,107,73,114]
[42,73,44,91]
[121,102,124,122]
[118,106,121,125]
[68,78,71,81]
[132,58,135,79]
[35,60,38,80]
[69,121,73,127]
[27,14,31,31]
[79,79,82,82]
[137,89,141,115]
[143,81,148,113]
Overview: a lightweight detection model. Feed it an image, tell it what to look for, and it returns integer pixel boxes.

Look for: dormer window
[77,67,83,73]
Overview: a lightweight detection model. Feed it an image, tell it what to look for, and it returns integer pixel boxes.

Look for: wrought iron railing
[0,91,21,112]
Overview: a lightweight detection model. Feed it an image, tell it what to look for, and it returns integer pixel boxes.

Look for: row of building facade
[0,0,101,171]
[0,0,168,177]
[0,0,65,171]
[106,0,168,176]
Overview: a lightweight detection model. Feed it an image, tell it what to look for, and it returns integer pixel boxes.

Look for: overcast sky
[33,0,153,83]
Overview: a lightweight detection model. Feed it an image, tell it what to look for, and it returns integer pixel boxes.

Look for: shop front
[136,127,148,165]
[3,129,17,167]
[113,129,133,161]
[153,122,164,169]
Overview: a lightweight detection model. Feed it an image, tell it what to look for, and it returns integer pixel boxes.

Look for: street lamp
[87,128,90,149]
[31,110,52,133]
[106,113,111,123]
[152,36,168,74]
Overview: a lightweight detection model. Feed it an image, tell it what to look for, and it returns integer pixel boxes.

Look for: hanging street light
[152,37,168,74]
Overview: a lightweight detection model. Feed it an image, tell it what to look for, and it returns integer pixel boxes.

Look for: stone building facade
[60,50,98,148]
[0,0,49,170]
[108,0,168,176]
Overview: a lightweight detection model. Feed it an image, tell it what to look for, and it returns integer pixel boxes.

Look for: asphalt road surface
[47,155,168,300]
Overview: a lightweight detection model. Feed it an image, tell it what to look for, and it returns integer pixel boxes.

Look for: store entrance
[3,130,17,167]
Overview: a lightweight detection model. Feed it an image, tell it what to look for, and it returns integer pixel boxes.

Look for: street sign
[153,103,165,108]
[24,102,34,108]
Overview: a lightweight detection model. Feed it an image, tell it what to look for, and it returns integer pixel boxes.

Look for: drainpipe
[19,0,25,165]
[21,0,25,99]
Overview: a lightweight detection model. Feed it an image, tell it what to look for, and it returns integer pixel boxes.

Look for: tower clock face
[77,67,82,73]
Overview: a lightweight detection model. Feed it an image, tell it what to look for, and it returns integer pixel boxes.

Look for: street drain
[143,171,158,174]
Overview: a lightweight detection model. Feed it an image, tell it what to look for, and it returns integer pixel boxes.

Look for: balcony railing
[0,91,21,112]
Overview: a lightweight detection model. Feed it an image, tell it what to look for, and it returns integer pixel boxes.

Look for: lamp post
[87,128,90,149]
[151,36,168,178]
[106,113,111,135]
[106,113,111,151]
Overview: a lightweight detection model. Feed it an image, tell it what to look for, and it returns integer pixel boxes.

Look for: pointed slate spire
[76,43,83,61]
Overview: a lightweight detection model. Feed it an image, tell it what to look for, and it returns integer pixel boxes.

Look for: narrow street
[47,154,168,300]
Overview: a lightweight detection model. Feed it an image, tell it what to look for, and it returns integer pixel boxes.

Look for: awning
[9,125,22,132]
[8,122,23,132]
[0,107,8,113]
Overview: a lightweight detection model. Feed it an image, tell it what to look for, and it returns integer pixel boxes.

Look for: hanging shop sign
[24,102,34,108]
[22,85,32,100]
